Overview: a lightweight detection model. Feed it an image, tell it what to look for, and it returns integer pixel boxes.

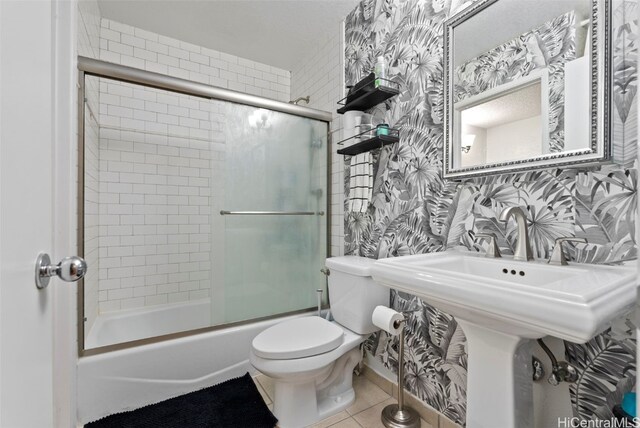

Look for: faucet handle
[548,237,587,266]
[474,233,502,258]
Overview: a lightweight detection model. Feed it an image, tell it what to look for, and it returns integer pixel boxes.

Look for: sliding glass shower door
[80,68,329,351]
[214,102,328,324]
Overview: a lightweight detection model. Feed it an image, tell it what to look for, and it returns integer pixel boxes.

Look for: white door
[0,1,76,427]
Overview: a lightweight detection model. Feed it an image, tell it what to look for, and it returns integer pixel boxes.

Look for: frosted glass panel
[82,74,328,350]
[219,103,328,323]
[82,76,218,349]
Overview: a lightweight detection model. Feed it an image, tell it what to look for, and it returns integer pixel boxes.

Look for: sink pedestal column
[458,320,533,428]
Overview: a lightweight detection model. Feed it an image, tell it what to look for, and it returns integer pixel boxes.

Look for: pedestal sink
[370,251,635,428]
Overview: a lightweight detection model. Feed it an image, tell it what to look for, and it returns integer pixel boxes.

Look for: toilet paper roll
[372,305,404,336]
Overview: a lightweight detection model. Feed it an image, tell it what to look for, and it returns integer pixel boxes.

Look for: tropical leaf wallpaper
[344,0,637,425]
[455,11,577,152]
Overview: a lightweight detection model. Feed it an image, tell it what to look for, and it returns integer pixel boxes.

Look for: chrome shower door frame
[77,57,333,356]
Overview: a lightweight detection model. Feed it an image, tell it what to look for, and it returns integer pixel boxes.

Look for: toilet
[250,256,389,428]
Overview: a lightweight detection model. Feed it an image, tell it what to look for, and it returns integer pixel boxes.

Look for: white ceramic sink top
[371,251,636,343]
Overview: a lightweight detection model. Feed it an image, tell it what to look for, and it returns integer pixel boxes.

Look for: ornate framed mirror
[443,0,611,179]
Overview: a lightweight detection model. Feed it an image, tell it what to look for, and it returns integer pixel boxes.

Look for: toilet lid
[252,317,344,360]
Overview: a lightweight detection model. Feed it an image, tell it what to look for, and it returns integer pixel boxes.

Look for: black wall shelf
[337,128,400,156]
[337,135,399,156]
[337,77,399,114]
[336,75,400,155]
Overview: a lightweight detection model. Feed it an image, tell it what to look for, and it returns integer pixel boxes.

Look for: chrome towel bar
[220,210,324,216]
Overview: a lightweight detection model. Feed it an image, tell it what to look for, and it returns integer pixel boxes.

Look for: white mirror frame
[443,0,611,179]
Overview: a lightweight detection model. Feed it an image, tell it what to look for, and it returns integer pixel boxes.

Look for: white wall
[486,115,542,163]
[78,0,100,60]
[78,0,101,333]
[290,22,345,257]
[100,19,291,103]
[564,56,590,152]
[460,124,487,167]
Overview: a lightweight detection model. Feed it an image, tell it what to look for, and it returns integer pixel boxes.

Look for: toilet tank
[324,256,389,335]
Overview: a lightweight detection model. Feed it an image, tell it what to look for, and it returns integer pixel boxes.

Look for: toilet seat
[252,317,344,360]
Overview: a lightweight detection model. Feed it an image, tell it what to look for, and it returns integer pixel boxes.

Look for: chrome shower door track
[78,56,332,122]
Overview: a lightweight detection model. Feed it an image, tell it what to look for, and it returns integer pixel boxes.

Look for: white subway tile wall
[96,80,225,313]
[289,25,345,256]
[93,19,293,313]
[92,19,290,313]
[79,12,352,317]
[79,0,102,332]
[99,19,291,103]
[78,0,100,61]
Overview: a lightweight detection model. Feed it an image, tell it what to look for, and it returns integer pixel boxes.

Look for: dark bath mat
[86,372,277,428]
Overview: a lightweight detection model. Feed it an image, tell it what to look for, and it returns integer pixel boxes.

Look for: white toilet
[250,256,389,428]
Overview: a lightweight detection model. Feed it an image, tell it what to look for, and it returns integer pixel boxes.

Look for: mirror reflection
[459,74,547,167]
[449,0,594,172]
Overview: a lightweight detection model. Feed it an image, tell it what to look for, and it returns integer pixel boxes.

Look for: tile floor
[253,374,433,428]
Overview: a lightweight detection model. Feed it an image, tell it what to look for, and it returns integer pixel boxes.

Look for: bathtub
[85,299,211,349]
[77,305,314,424]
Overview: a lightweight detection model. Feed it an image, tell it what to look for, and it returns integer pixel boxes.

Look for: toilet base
[274,383,356,428]
[318,386,355,420]
[272,347,361,428]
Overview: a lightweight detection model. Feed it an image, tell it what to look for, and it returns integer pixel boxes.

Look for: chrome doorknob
[35,253,87,289]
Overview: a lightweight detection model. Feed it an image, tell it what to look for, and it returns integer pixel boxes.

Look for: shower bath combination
[77,57,332,422]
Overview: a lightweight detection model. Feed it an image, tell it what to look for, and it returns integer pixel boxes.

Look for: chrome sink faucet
[499,206,533,261]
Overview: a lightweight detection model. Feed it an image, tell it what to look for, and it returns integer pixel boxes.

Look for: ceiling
[97,0,359,71]
[461,83,542,129]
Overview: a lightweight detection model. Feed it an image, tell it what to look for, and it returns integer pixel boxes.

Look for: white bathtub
[85,299,211,349]
[77,304,313,424]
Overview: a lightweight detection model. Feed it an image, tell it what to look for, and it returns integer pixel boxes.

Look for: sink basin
[371,251,636,428]
[371,251,635,343]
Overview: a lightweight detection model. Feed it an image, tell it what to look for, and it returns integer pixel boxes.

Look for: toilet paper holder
[381,314,421,428]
